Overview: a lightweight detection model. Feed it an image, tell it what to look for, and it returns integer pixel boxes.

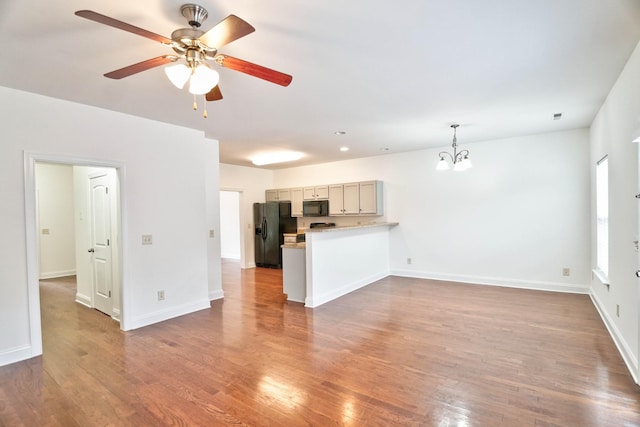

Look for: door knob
[88,248,95,253]
[636,270,640,278]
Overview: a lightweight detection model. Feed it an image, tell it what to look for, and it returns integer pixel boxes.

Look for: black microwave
[303,200,329,217]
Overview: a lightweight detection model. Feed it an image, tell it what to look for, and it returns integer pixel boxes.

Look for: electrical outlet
[562,267,570,277]
[407,257,412,265]
[157,290,165,301]
[209,229,215,238]
[142,234,153,245]
[616,304,620,317]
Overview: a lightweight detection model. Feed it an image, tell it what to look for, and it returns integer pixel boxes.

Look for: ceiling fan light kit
[75,4,292,117]
[436,124,472,171]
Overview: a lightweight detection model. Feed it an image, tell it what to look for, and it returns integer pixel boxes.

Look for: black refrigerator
[254,202,297,268]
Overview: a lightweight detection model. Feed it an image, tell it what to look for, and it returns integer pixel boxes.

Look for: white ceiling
[2,1,640,169]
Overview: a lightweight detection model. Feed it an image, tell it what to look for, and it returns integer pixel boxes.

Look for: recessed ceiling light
[334,131,347,135]
[340,146,349,152]
[251,151,303,166]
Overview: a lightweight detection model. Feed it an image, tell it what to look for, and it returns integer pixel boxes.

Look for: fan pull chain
[203,95,208,118]
[193,94,197,111]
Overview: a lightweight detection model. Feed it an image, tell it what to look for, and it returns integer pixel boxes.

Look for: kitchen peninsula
[282,222,398,307]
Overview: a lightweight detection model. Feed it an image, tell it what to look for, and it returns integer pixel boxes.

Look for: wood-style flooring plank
[0,262,638,426]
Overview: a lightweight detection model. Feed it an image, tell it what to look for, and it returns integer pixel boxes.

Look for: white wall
[0,86,220,367]
[274,129,591,293]
[219,163,274,268]
[589,39,640,381]
[35,163,76,279]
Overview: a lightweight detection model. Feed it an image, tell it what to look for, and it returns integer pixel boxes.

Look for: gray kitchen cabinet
[329,181,383,215]
[358,181,383,215]
[303,185,329,200]
[291,188,304,217]
[328,184,344,215]
[265,188,291,202]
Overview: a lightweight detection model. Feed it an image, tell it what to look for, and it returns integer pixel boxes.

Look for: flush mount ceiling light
[436,124,472,171]
[251,151,303,166]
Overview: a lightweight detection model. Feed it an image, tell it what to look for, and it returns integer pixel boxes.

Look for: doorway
[24,153,126,358]
[35,163,121,318]
[220,189,247,268]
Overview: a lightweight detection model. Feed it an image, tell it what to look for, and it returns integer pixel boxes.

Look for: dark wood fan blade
[75,10,173,45]
[206,85,223,101]
[104,56,175,79]
[199,15,255,49]
[216,55,292,87]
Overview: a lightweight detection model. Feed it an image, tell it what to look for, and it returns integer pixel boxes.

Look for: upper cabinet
[358,181,383,215]
[291,188,304,217]
[303,185,329,200]
[267,181,383,216]
[328,181,383,216]
[328,184,345,215]
[265,188,291,202]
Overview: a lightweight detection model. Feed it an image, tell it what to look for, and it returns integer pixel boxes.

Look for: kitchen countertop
[305,222,399,233]
[281,242,306,249]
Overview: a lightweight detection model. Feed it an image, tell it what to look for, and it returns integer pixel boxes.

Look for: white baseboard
[0,344,40,367]
[590,290,639,384]
[390,269,590,294]
[39,269,76,280]
[129,299,211,330]
[75,292,92,307]
[209,289,224,301]
[305,271,389,308]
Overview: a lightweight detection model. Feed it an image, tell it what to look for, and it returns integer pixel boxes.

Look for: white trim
[304,271,389,308]
[23,153,43,358]
[39,269,76,280]
[75,292,92,307]
[390,269,590,294]
[0,344,38,367]
[590,290,639,384]
[209,289,224,301]
[129,299,211,330]
[592,268,609,286]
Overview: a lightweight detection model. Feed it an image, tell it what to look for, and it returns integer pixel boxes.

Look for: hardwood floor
[1,261,639,426]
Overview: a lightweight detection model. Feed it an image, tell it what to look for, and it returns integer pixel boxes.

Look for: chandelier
[436,124,472,171]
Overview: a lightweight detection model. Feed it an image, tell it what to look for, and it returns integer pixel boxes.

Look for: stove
[309,222,336,229]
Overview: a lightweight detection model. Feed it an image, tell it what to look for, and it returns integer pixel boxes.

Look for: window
[595,156,609,280]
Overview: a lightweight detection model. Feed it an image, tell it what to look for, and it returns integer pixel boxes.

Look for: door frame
[23,151,128,357]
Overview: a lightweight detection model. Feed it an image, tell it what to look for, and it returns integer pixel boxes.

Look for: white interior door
[89,173,113,315]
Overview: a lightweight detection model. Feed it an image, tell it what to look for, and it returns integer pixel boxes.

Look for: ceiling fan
[75,4,292,106]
